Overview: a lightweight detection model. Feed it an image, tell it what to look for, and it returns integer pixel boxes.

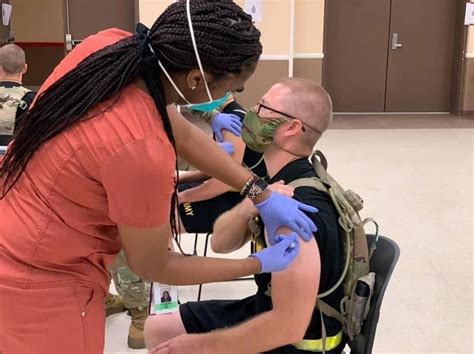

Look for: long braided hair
[0,0,262,238]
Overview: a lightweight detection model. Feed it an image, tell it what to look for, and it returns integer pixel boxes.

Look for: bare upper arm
[222,130,245,164]
[118,222,171,279]
[271,232,321,335]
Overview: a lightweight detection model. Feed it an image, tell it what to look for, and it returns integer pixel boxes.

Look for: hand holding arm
[168,106,251,192]
[211,181,295,253]
[256,192,319,244]
[210,113,242,142]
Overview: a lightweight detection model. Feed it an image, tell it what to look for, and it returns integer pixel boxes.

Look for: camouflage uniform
[0,85,31,135]
[108,250,150,349]
[109,250,150,309]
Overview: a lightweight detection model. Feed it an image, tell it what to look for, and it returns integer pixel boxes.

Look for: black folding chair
[348,234,400,354]
[193,232,254,301]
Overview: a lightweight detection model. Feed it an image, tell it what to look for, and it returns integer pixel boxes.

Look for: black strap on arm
[14,91,36,132]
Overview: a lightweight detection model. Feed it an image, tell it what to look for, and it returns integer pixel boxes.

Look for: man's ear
[283,119,304,137]
[22,64,28,75]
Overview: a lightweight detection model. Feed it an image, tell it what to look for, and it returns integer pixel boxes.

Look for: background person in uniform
[145,78,346,354]
[0,44,36,140]
[107,251,152,349]
[0,1,316,352]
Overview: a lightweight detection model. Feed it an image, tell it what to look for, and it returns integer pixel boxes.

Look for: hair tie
[135,23,153,57]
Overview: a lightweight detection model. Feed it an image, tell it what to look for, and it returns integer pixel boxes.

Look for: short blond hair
[276,77,333,148]
[0,44,26,74]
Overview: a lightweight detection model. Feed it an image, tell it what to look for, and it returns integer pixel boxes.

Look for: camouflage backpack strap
[317,299,346,325]
[362,217,380,259]
[310,150,330,184]
[288,177,328,194]
[288,152,331,192]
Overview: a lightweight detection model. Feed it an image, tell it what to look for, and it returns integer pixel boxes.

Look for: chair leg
[203,233,211,257]
[193,233,199,256]
[197,233,211,301]
[197,283,203,301]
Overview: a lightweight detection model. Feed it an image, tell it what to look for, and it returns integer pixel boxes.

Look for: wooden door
[323,0,459,113]
[385,0,458,112]
[65,0,137,51]
[323,0,391,112]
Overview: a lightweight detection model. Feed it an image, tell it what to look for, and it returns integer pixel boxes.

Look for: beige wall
[139,0,174,29]
[10,0,64,42]
[236,0,290,55]
[295,0,324,54]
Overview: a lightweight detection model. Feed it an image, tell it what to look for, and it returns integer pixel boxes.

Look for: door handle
[391,32,403,50]
[65,33,73,51]
[65,34,83,52]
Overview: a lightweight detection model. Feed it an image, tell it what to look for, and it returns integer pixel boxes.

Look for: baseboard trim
[461,110,474,117]
[336,112,450,115]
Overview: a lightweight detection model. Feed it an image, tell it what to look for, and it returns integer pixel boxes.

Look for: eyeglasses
[255,102,323,135]
[256,103,297,120]
[256,102,311,132]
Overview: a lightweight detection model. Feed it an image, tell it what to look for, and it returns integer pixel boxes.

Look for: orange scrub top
[0,29,176,353]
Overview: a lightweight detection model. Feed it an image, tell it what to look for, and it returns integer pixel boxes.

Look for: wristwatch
[246,177,269,201]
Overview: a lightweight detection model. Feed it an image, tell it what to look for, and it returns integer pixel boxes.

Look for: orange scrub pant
[0,282,105,353]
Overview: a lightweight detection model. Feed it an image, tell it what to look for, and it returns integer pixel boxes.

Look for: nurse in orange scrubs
[0,1,317,352]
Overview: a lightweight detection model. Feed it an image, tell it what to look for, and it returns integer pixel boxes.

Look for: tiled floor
[105,126,473,353]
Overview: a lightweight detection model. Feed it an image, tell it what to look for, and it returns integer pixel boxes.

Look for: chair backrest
[0,135,13,145]
[348,234,400,354]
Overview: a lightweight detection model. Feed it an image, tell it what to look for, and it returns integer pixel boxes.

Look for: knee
[144,316,162,349]
[144,315,179,349]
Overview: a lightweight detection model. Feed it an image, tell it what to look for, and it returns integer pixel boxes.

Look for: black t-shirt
[221,100,267,178]
[253,158,345,339]
[0,81,36,132]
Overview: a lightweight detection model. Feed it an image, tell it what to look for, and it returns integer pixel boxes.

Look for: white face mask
[152,0,228,111]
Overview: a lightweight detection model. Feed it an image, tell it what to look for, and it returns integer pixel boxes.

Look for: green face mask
[241,110,287,153]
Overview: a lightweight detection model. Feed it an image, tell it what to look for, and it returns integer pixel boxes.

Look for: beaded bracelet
[240,176,268,201]
[240,176,258,197]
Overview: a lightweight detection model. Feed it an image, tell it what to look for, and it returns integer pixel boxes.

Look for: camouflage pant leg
[109,250,150,310]
[177,157,192,171]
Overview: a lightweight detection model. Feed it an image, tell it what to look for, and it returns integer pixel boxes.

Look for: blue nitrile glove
[218,141,234,155]
[211,113,242,142]
[255,192,318,244]
[250,233,300,273]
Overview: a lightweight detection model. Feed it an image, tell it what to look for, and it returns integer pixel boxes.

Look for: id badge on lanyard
[149,282,179,315]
